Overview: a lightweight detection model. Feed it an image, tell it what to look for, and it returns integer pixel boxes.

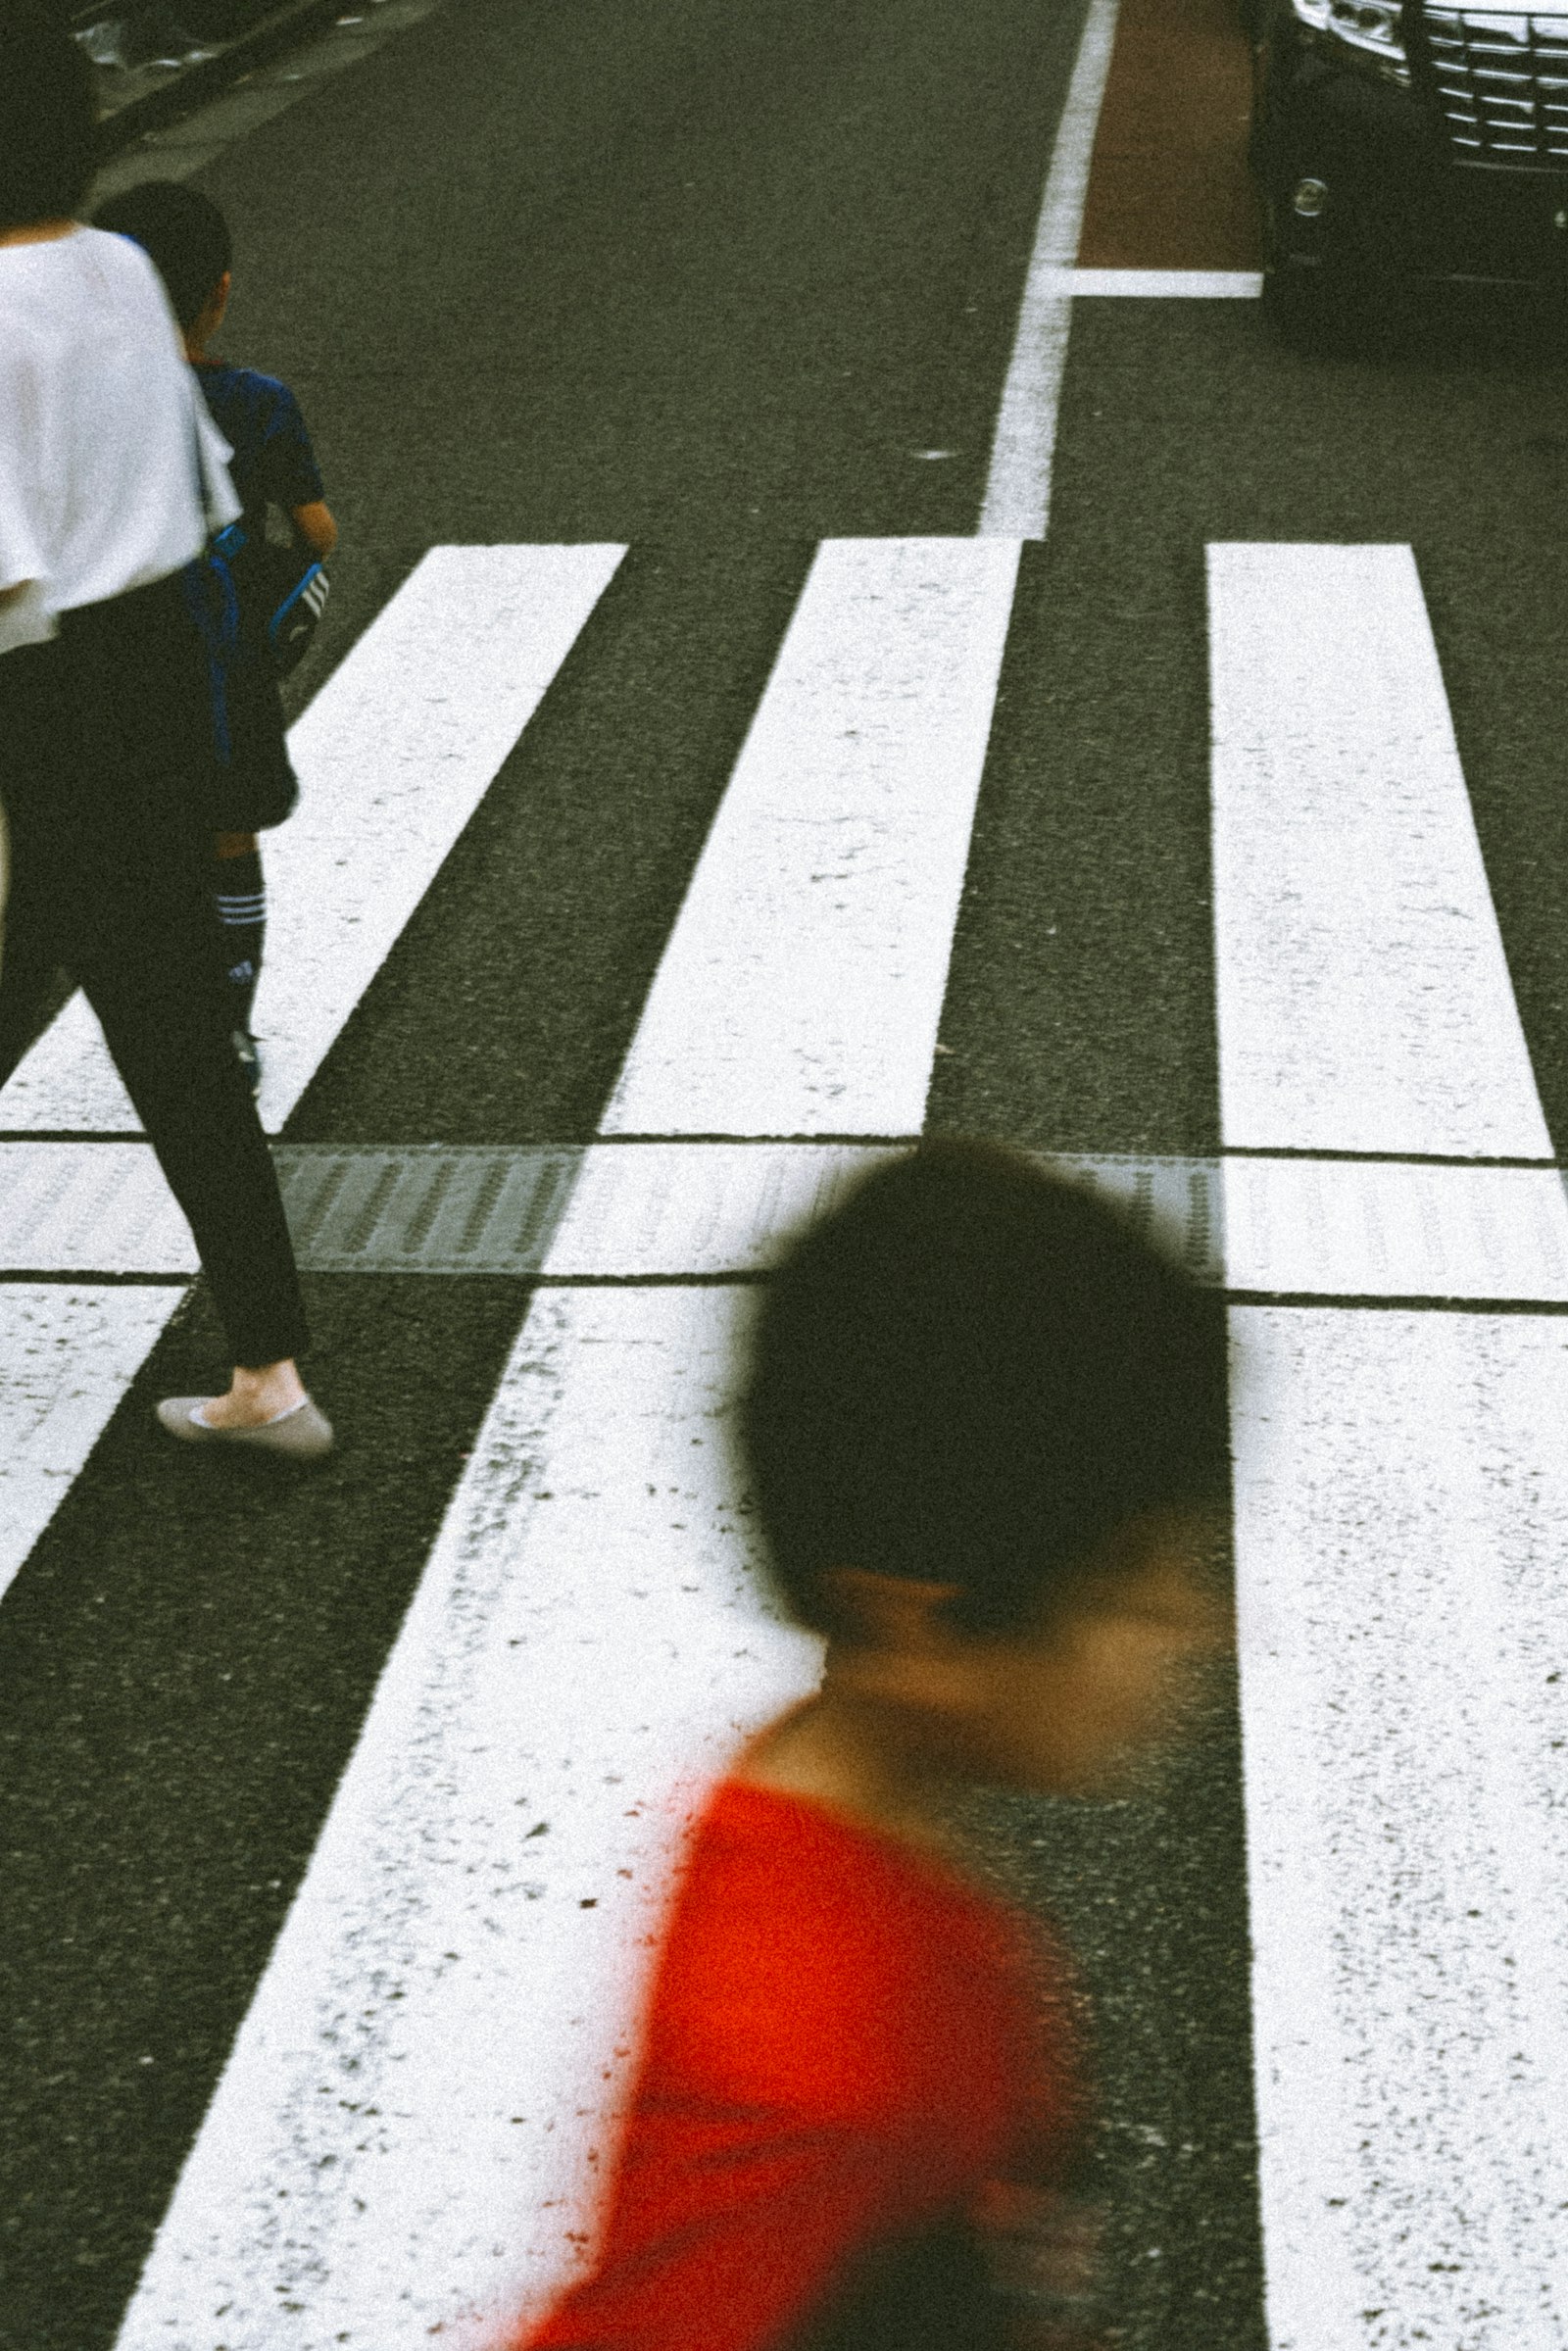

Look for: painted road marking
[1213,553,1568,2341]
[13,1137,1568,1303]
[113,1285,823,2351]
[601,538,1023,1137]
[1062,268,1260,295]
[0,544,626,1138]
[1233,1308,1568,2351]
[0,1286,184,1604]
[1207,543,1551,1161]
[978,0,1120,538]
[0,545,623,1593]
[112,534,1034,2343]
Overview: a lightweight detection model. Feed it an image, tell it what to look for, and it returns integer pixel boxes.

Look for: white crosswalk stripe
[602,537,1022,1136]
[1213,549,1568,2351]
[0,547,624,1594]
[0,543,626,1138]
[0,533,1562,2348]
[0,1286,185,1597]
[113,534,1030,2348]
[1207,543,1552,1162]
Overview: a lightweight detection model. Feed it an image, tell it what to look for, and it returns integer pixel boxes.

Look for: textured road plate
[5,1141,1568,1297]
[0,1141,1221,1281]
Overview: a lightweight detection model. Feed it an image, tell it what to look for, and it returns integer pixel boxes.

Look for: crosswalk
[3,535,1567,2349]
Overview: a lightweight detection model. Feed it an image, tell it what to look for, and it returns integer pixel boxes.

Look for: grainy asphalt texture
[6,1,1568,2345]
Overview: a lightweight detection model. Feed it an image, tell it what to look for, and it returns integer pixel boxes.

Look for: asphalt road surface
[4,1,1568,2346]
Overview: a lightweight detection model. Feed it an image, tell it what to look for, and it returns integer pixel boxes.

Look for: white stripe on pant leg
[1207,544,1551,1160]
[0,545,626,1138]
[0,1286,184,1601]
[602,537,1022,1137]
[1232,1306,1568,2351]
[113,1285,821,2351]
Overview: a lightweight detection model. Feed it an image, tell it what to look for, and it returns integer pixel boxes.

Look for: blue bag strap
[180,387,241,763]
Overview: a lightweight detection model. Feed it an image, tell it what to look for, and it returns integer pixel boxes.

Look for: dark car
[1250,0,1568,333]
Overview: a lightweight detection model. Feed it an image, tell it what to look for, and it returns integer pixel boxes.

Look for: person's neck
[735,1687,969,1860]
[0,219,79,248]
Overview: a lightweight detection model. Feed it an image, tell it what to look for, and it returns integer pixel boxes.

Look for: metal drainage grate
[273,1146,584,1274]
[267,1145,1225,1282]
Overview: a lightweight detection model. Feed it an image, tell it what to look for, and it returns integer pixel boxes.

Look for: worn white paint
[1207,543,1551,1160]
[1213,549,1568,2342]
[1220,1156,1568,1302]
[602,538,1021,1137]
[0,1285,184,1602]
[1232,1306,1568,2351]
[0,1144,198,1275]
[0,544,625,1137]
[1062,269,1261,296]
[113,1285,821,2351]
[977,0,1120,537]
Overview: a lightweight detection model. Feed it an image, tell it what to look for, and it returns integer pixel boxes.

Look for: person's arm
[289,500,337,562]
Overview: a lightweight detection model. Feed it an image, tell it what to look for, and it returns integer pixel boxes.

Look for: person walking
[93,177,338,1095]
[510,1140,1234,2351]
[0,4,332,1460]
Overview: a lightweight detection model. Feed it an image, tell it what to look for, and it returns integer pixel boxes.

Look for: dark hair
[0,6,99,229]
[92,179,232,330]
[741,1139,1231,1640]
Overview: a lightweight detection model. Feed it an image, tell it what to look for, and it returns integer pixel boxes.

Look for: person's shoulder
[75,225,174,309]
[0,227,175,355]
[198,362,293,412]
[650,1783,1030,2140]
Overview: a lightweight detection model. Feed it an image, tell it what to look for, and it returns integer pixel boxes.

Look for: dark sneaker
[232,1028,261,1095]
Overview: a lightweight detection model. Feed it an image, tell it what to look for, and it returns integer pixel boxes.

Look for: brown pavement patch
[1079,0,1261,270]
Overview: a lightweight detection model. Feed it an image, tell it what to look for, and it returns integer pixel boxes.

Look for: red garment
[518,1779,1084,2351]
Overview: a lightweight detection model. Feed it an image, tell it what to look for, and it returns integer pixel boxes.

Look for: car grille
[1423,8,1568,166]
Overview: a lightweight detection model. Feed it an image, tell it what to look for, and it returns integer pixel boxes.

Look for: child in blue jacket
[95,178,337,1093]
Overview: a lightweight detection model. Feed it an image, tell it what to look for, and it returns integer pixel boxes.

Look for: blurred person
[0,3,331,1459]
[513,1138,1234,2351]
[93,177,337,1096]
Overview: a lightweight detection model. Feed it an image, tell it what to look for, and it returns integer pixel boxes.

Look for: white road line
[0,1144,198,1275]
[1215,552,1568,2342]
[13,1137,1568,1306]
[977,0,1120,537]
[1063,269,1261,296]
[114,536,1033,2345]
[1233,1308,1568,2351]
[0,546,623,1594]
[1220,1156,1568,1303]
[0,1285,183,1603]
[114,1286,822,2351]
[0,544,626,1137]
[601,538,1022,1136]
[1208,543,1551,1159]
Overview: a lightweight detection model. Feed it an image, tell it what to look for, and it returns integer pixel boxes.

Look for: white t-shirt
[0,224,241,658]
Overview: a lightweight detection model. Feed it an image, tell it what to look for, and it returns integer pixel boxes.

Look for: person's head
[741,1139,1235,1796]
[93,179,232,341]
[0,5,98,231]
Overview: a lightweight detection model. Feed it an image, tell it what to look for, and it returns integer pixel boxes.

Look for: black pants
[0,569,309,1369]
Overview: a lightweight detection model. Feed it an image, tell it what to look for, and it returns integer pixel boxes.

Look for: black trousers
[0,569,309,1369]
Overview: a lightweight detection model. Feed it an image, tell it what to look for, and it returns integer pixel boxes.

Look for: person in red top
[516,1138,1235,2351]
